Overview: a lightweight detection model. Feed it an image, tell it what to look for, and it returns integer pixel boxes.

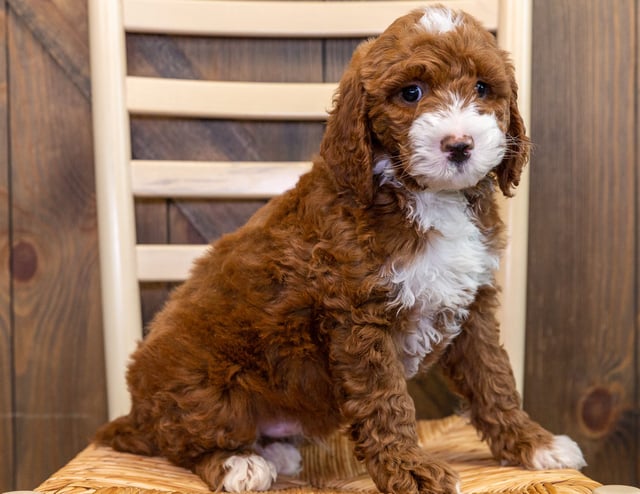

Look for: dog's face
[321,6,529,203]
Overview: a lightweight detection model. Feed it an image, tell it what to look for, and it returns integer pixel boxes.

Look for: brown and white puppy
[96,6,586,493]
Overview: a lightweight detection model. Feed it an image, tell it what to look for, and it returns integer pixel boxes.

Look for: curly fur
[95,6,585,493]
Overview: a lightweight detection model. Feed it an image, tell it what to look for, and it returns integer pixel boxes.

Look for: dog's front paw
[222,454,277,492]
[529,435,586,470]
[371,449,460,494]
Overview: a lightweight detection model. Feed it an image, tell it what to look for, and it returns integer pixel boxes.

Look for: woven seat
[37,416,599,494]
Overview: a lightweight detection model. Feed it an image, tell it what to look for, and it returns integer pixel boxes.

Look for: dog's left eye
[475,81,491,98]
[399,84,424,103]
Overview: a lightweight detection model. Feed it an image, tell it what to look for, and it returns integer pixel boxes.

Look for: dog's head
[320,6,529,204]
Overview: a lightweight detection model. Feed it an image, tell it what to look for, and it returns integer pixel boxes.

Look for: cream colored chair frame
[88,0,532,420]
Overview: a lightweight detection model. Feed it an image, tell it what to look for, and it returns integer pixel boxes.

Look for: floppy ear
[495,76,531,197]
[320,42,374,206]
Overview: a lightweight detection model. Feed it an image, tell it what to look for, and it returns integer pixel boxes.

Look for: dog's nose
[441,135,474,164]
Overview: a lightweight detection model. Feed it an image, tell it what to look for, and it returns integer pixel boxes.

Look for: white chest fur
[388,191,499,377]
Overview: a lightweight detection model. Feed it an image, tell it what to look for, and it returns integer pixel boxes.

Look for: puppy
[96,6,586,493]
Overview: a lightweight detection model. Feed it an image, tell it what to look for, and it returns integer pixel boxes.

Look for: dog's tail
[94,414,158,456]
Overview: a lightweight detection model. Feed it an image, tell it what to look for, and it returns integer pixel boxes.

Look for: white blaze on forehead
[419,7,463,33]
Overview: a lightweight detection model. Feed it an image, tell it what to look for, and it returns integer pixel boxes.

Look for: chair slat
[126,77,336,120]
[137,244,208,282]
[131,160,312,198]
[123,0,499,37]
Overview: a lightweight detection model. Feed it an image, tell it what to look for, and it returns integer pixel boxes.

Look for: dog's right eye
[400,84,424,103]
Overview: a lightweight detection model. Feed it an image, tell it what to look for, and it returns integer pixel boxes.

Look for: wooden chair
[92,0,532,424]
[34,1,603,493]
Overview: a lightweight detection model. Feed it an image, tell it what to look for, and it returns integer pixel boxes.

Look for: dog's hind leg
[194,449,277,492]
[440,285,585,470]
[135,379,281,491]
[255,441,302,476]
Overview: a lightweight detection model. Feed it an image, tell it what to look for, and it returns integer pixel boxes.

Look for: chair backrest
[88,0,532,420]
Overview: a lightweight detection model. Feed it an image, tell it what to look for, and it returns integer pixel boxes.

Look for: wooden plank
[8,0,90,99]
[8,9,107,488]
[170,199,266,244]
[127,77,336,120]
[137,244,206,282]
[131,160,311,198]
[135,199,172,330]
[526,0,637,484]
[0,1,14,491]
[323,39,361,83]
[407,366,457,420]
[636,1,640,486]
[123,0,499,37]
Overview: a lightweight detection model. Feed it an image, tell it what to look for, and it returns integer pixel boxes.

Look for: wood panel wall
[0,0,637,490]
[525,0,638,485]
[1,2,13,489]
[1,0,107,489]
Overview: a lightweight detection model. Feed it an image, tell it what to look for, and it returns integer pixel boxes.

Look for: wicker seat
[32,1,603,493]
[37,416,599,494]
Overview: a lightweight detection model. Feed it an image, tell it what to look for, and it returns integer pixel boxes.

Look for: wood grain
[135,199,171,329]
[8,7,107,488]
[636,1,640,486]
[9,0,90,98]
[526,0,637,484]
[0,2,14,492]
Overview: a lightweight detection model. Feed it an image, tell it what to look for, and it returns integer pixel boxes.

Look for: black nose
[441,135,474,164]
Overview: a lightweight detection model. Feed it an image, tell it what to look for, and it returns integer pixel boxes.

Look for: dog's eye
[400,84,424,103]
[475,81,491,98]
